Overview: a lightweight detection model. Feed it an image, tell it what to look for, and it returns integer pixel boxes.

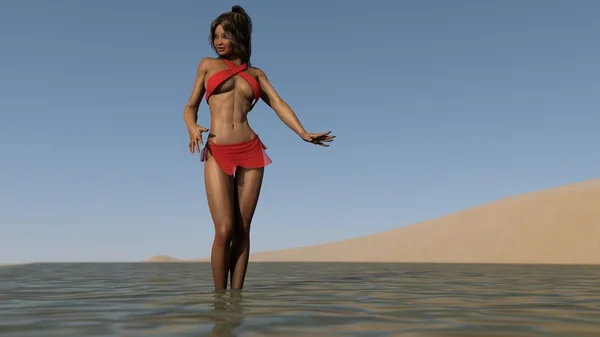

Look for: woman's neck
[221,55,242,65]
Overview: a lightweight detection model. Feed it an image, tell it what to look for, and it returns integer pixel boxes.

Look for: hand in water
[188,124,209,154]
[302,131,335,147]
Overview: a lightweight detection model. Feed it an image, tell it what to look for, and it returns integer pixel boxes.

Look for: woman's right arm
[183,58,209,127]
[183,58,211,154]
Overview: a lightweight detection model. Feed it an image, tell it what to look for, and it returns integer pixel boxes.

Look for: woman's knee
[233,227,250,246]
[214,219,234,246]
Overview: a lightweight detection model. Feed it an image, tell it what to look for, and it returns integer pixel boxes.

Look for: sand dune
[248,178,600,264]
[145,255,181,262]
[149,178,600,264]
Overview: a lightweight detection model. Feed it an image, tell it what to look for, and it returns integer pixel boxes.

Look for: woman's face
[213,25,233,57]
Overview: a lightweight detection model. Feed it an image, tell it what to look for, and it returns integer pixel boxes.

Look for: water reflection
[209,290,245,337]
[2,262,600,336]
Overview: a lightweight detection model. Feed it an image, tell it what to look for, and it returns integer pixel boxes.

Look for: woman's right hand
[187,123,209,154]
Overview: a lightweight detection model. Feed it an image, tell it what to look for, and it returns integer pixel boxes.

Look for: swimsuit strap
[225,59,260,108]
[221,58,239,69]
[213,59,260,108]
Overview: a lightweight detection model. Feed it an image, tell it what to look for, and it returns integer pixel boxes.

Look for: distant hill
[147,178,600,265]
[248,178,600,264]
[145,255,180,262]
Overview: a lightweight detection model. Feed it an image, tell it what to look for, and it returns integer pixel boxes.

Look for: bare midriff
[204,74,258,145]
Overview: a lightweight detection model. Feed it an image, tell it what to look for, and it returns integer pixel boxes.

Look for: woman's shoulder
[202,56,221,62]
[195,57,225,72]
[248,65,265,77]
[198,57,221,68]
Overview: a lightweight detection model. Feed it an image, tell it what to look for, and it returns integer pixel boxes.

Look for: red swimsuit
[200,58,272,175]
[205,58,261,108]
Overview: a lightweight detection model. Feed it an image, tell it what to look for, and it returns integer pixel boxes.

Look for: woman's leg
[204,154,236,290]
[229,167,264,289]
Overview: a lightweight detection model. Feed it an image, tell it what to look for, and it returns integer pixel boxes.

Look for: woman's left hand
[301,131,335,147]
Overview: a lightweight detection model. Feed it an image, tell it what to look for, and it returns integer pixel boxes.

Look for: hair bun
[230,5,251,31]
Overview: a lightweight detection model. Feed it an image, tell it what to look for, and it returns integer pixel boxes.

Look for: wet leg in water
[229,167,264,289]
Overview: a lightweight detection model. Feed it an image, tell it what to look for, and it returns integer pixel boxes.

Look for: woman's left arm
[256,68,335,146]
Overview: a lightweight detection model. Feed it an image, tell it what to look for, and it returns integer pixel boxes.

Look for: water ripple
[1,262,599,336]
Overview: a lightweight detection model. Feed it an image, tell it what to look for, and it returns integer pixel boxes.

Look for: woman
[183,5,335,290]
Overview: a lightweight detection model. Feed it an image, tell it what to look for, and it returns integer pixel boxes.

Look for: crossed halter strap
[204,58,261,109]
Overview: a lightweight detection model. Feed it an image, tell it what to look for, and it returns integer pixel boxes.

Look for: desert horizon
[6,178,598,266]
[145,177,600,265]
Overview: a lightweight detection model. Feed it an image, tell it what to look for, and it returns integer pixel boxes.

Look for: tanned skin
[184,24,335,290]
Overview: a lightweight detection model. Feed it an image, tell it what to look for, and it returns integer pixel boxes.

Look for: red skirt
[200,134,272,176]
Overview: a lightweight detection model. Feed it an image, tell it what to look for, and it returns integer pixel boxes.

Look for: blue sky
[1,0,599,263]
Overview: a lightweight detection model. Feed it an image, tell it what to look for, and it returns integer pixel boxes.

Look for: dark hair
[209,5,253,65]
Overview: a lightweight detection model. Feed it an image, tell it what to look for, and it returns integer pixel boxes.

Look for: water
[1,262,599,336]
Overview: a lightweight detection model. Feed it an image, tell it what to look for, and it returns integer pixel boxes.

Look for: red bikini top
[205,58,261,108]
